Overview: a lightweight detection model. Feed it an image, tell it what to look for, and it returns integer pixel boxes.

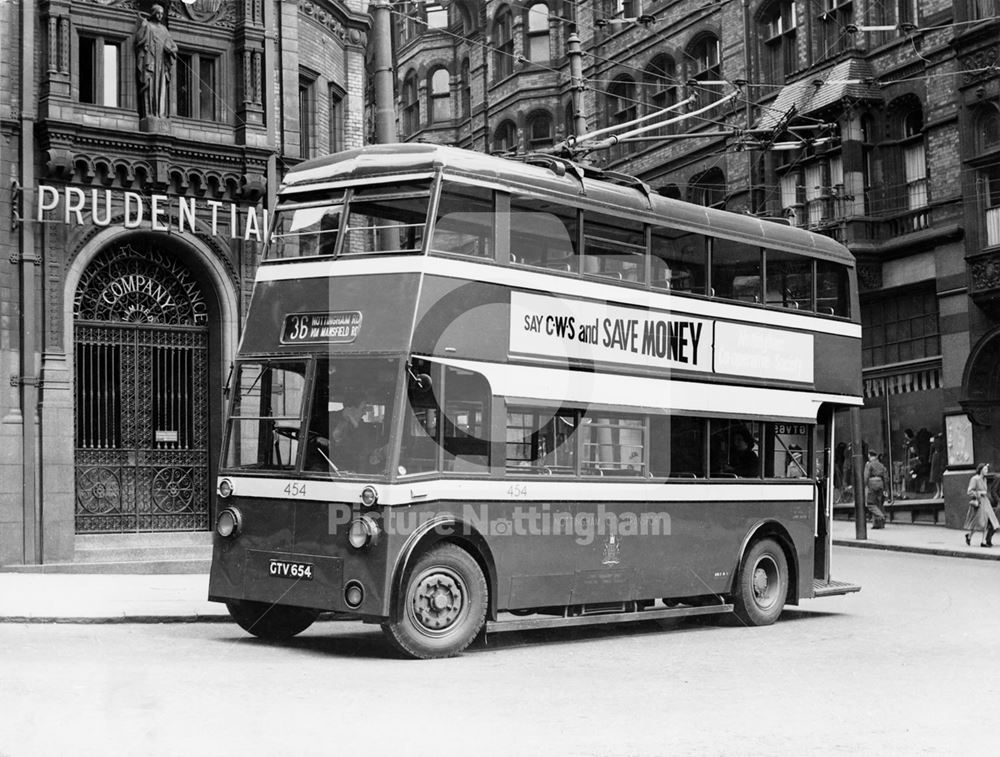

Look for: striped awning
[864,367,941,399]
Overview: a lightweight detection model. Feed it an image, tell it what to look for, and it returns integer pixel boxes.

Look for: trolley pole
[370,0,397,144]
[851,407,867,540]
[567,32,587,140]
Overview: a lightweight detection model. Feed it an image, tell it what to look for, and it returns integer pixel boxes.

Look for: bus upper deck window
[712,238,761,304]
[650,228,707,294]
[583,213,646,284]
[430,184,495,259]
[268,199,343,260]
[765,249,813,311]
[509,196,579,270]
[816,260,850,317]
[341,181,431,256]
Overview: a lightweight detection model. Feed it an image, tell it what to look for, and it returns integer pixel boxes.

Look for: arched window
[898,103,927,210]
[402,71,420,136]
[493,120,518,153]
[526,3,550,63]
[687,35,722,104]
[645,54,678,136]
[460,58,472,119]
[527,112,553,150]
[493,8,514,80]
[606,75,637,159]
[976,105,1000,154]
[430,68,451,123]
[452,3,475,35]
[690,167,726,208]
[760,1,797,83]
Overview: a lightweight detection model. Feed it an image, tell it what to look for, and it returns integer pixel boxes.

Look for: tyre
[732,537,788,626]
[225,599,319,640]
[382,543,488,659]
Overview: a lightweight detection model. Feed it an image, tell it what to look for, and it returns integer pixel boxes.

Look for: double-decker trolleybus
[208,143,862,658]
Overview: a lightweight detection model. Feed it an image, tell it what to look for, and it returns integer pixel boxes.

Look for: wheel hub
[412,573,464,631]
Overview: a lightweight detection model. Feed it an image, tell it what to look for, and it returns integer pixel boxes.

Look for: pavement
[0,520,996,624]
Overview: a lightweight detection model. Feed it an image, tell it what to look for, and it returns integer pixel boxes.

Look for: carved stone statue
[134,4,178,120]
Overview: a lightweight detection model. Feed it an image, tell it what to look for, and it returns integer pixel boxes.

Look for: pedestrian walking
[864,449,889,529]
[929,434,944,499]
[964,462,998,547]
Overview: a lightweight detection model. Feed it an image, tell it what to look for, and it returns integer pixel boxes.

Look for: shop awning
[864,366,941,399]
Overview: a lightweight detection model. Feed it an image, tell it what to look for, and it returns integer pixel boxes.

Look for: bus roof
[282,143,855,265]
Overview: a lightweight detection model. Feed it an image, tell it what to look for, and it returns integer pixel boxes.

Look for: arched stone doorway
[960,327,1000,431]
[73,240,213,532]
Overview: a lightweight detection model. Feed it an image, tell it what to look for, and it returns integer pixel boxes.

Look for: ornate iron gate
[74,244,211,532]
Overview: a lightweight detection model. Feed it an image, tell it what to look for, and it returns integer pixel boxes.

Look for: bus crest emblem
[602,534,621,566]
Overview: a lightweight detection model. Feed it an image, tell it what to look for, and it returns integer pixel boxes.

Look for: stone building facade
[0,0,369,566]
[392,0,1000,523]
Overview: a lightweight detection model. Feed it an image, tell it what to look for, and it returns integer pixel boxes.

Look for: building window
[815,0,853,60]
[975,105,1000,155]
[399,2,421,43]
[971,0,996,21]
[982,165,1000,247]
[645,55,677,135]
[861,286,940,368]
[177,51,219,121]
[493,8,514,80]
[459,58,471,118]
[606,75,637,159]
[79,36,122,107]
[430,68,451,123]
[688,35,722,105]
[329,85,344,154]
[402,71,420,135]
[761,1,797,83]
[425,2,449,29]
[898,106,928,210]
[689,167,726,209]
[525,3,550,63]
[493,120,517,153]
[527,112,553,150]
[298,75,313,158]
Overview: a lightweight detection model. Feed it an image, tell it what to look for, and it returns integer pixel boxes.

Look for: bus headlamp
[218,478,234,498]
[348,515,380,549]
[216,507,242,538]
[361,486,379,507]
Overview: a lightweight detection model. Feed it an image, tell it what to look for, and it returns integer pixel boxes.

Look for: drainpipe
[18,0,40,563]
[371,0,397,144]
[568,32,587,140]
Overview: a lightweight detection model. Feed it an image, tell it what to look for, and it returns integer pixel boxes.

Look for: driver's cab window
[304,357,397,476]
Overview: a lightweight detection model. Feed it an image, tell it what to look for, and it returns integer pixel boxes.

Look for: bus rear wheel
[382,544,487,659]
[732,538,788,626]
[225,599,319,640]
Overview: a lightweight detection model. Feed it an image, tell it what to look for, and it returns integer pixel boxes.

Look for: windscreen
[223,357,400,478]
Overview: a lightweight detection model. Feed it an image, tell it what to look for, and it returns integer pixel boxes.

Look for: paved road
[1,548,998,757]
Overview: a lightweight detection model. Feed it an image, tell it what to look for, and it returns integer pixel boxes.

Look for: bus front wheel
[382,544,487,659]
[732,538,788,626]
[225,599,319,640]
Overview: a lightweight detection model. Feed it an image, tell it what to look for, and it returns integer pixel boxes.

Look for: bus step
[487,603,734,635]
[812,578,861,597]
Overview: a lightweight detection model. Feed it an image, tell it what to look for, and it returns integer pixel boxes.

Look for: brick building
[0,0,368,567]
[390,0,1000,524]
